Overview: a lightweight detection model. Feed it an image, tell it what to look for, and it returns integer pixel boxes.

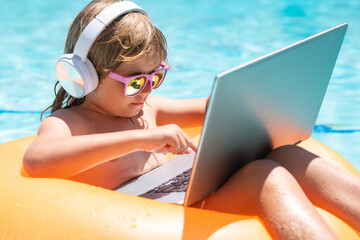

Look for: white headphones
[55,1,147,98]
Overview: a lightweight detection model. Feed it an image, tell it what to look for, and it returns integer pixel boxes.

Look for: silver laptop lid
[184,23,347,206]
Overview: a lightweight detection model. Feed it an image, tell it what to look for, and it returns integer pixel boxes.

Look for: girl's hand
[143,124,197,155]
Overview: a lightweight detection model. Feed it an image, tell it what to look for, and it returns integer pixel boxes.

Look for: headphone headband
[56,1,148,98]
[74,1,147,61]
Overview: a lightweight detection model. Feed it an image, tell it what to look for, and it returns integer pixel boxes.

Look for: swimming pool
[1,0,359,171]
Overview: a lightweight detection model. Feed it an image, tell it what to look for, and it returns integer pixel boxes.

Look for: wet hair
[41,0,167,120]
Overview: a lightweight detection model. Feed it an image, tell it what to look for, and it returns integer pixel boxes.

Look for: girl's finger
[181,131,197,153]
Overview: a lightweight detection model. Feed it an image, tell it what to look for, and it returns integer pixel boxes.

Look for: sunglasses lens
[126,77,145,96]
[152,69,166,89]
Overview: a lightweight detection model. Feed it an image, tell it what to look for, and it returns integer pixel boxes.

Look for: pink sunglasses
[108,62,169,96]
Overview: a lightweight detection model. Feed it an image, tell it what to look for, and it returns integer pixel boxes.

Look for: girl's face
[86,56,162,118]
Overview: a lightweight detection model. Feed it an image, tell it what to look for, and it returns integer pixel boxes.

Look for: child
[23,0,360,239]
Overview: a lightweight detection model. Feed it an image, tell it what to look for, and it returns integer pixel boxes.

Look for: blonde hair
[42,0,167,119]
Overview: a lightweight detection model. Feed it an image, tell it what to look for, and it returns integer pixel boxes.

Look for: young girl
[23,0,360,239]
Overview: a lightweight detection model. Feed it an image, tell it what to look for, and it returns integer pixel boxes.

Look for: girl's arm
[23,114,196,178]
[148,96,209,128]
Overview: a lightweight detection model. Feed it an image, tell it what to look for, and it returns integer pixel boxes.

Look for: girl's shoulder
[49,108,89,126]
[146,95,179,111]
[145,95,166,114]
[146,95,165,105]
[39,107,98,137]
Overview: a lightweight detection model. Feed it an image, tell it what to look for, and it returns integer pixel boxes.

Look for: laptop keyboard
[145,168,191,194]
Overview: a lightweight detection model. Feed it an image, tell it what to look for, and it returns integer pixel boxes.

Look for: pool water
[1,0,359,171]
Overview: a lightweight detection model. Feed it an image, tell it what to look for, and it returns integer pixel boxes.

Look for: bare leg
[192,160,338,240]
[266,145,360,232]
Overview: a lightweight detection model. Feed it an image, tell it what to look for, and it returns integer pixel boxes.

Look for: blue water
[0,0,359,171]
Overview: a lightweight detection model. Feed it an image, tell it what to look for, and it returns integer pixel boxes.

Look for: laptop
[115,23,348,206]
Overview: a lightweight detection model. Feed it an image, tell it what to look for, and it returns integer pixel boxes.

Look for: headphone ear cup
[82,58,99,96]
[56,54,99,98]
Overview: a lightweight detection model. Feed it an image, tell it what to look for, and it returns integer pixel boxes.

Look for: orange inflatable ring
[0,127,359,239]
